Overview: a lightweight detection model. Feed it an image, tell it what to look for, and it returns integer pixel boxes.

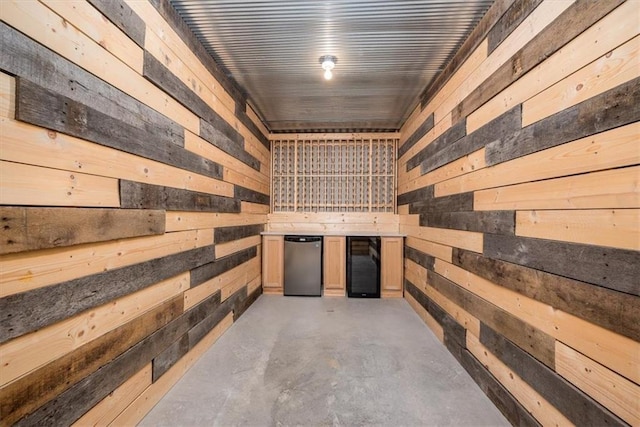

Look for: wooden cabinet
[323,236,346,296]
[262,235,283,294]
[381,236,403,298]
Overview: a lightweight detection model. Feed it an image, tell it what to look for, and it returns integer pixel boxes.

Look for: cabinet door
[323,236,346,296]
[262,235,283,294]
[381,237,403,298]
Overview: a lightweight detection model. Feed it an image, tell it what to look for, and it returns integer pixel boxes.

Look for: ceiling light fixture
[320,55,337,80]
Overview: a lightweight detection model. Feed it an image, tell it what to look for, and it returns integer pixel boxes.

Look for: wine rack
[271,135,397,213]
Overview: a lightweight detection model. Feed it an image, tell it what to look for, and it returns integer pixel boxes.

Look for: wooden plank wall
[0,0,269,424]
[398,1,639,425]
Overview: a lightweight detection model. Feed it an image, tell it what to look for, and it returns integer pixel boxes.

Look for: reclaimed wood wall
[0,0,269,424]
[398,1,639,425]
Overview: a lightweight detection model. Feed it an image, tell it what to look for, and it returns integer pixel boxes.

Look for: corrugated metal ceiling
[169,0,494,132]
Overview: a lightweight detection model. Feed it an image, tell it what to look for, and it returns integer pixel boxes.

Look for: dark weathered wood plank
[86,0,146,47]
[214,224,263,244]
[398,113,434,158]
[141,52,261,172]
[460,350,541,427]
[0,296,182,426]
[17,291,224,426]
[484,234,640,296]
[235,102,270,150]
[487,0,544,54]
[486,77,640,165]
[0,207,165,255]
[190,246,258,288]
[406,120,466,171]
[0,245,215,344]
[1,23,183,146]
[234,286,262,320]
[419,211,514,234]
[480,323,626,426]
[234,185,270,205]
[409,192,474,214]
[405,246,435,271]
[453,0,626,121]
[405,280,466,361]
[428,270,555,368]
[16,78,223,180]
[200,118,261,171]
[147,0,246,106]
[397,185,434,206]
[419,0,515,108]
[422,105,521,174]
[453,248,640,342]
[120,180,240,213]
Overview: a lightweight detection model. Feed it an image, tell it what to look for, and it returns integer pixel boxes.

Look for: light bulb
[324,69,333,80]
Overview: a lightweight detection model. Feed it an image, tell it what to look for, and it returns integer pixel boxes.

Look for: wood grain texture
[15,78,224,181]
[428,270,555,369]
[453,248,640,342]
[120,180,237,212]
[0,21,183,144]
[234,185,270,205]
[454,0,625,121]
[406,120,466,171]
[200,119,260,171]
[409,192,474,214]
[485,77,640,165]
[516,209,640,251]
[0,296,182,426]
[189,246,258,288]
[487,0,544,54]
[16,289,224,426]
[0,207,164,255]
[86,0,146,47]
[422,105,522,174]
[555,341,640,425]
[0,246,214,344]
[467,333,570,426]
[397,185,434,207]
[419,0,515,108]
[404,246,435,272]
[398,113,434,158]
[420,211,515,235]
[459,349,541,427]
[214,224,264,244]
[483,234,640,296]
[480,323,626,427]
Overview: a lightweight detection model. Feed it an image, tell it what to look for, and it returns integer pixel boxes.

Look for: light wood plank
[433,0,574,122]
[468,1,640,133]
[2,0,198,133]
[474,166,640,211]
[0,118,234,197]
[268,212,398,225]
[262,235,283,292]
[224,167,269,195]
[221,260,259,302]
[165,212,267,232]
[0,72,15,119]
[516,209,640,250]
[399,113,453,166]
[215,235,261,258]
[405,292,444,343]
[556,341,640,425]
[405,236,452,262]
[0,273,188,387]
[399,148,485,195]
[241,201,270,214]
[40,0,144,74]
[0,230,208,297]
[434,259,640,384]
[400,224,483,253]
[523,35,640,126]
[381,237,403,297]
[109,313,233,426]
[467,334,572,427]
[72,364,152,427]
[436,122,640,197]
[267,222,399,234]
[247,104,269,140]
[0,161,119,207]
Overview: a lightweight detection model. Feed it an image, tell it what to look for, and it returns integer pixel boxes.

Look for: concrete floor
[140,295,508,426]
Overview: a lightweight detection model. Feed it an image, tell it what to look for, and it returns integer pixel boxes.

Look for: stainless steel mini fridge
[283,235,322,296]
